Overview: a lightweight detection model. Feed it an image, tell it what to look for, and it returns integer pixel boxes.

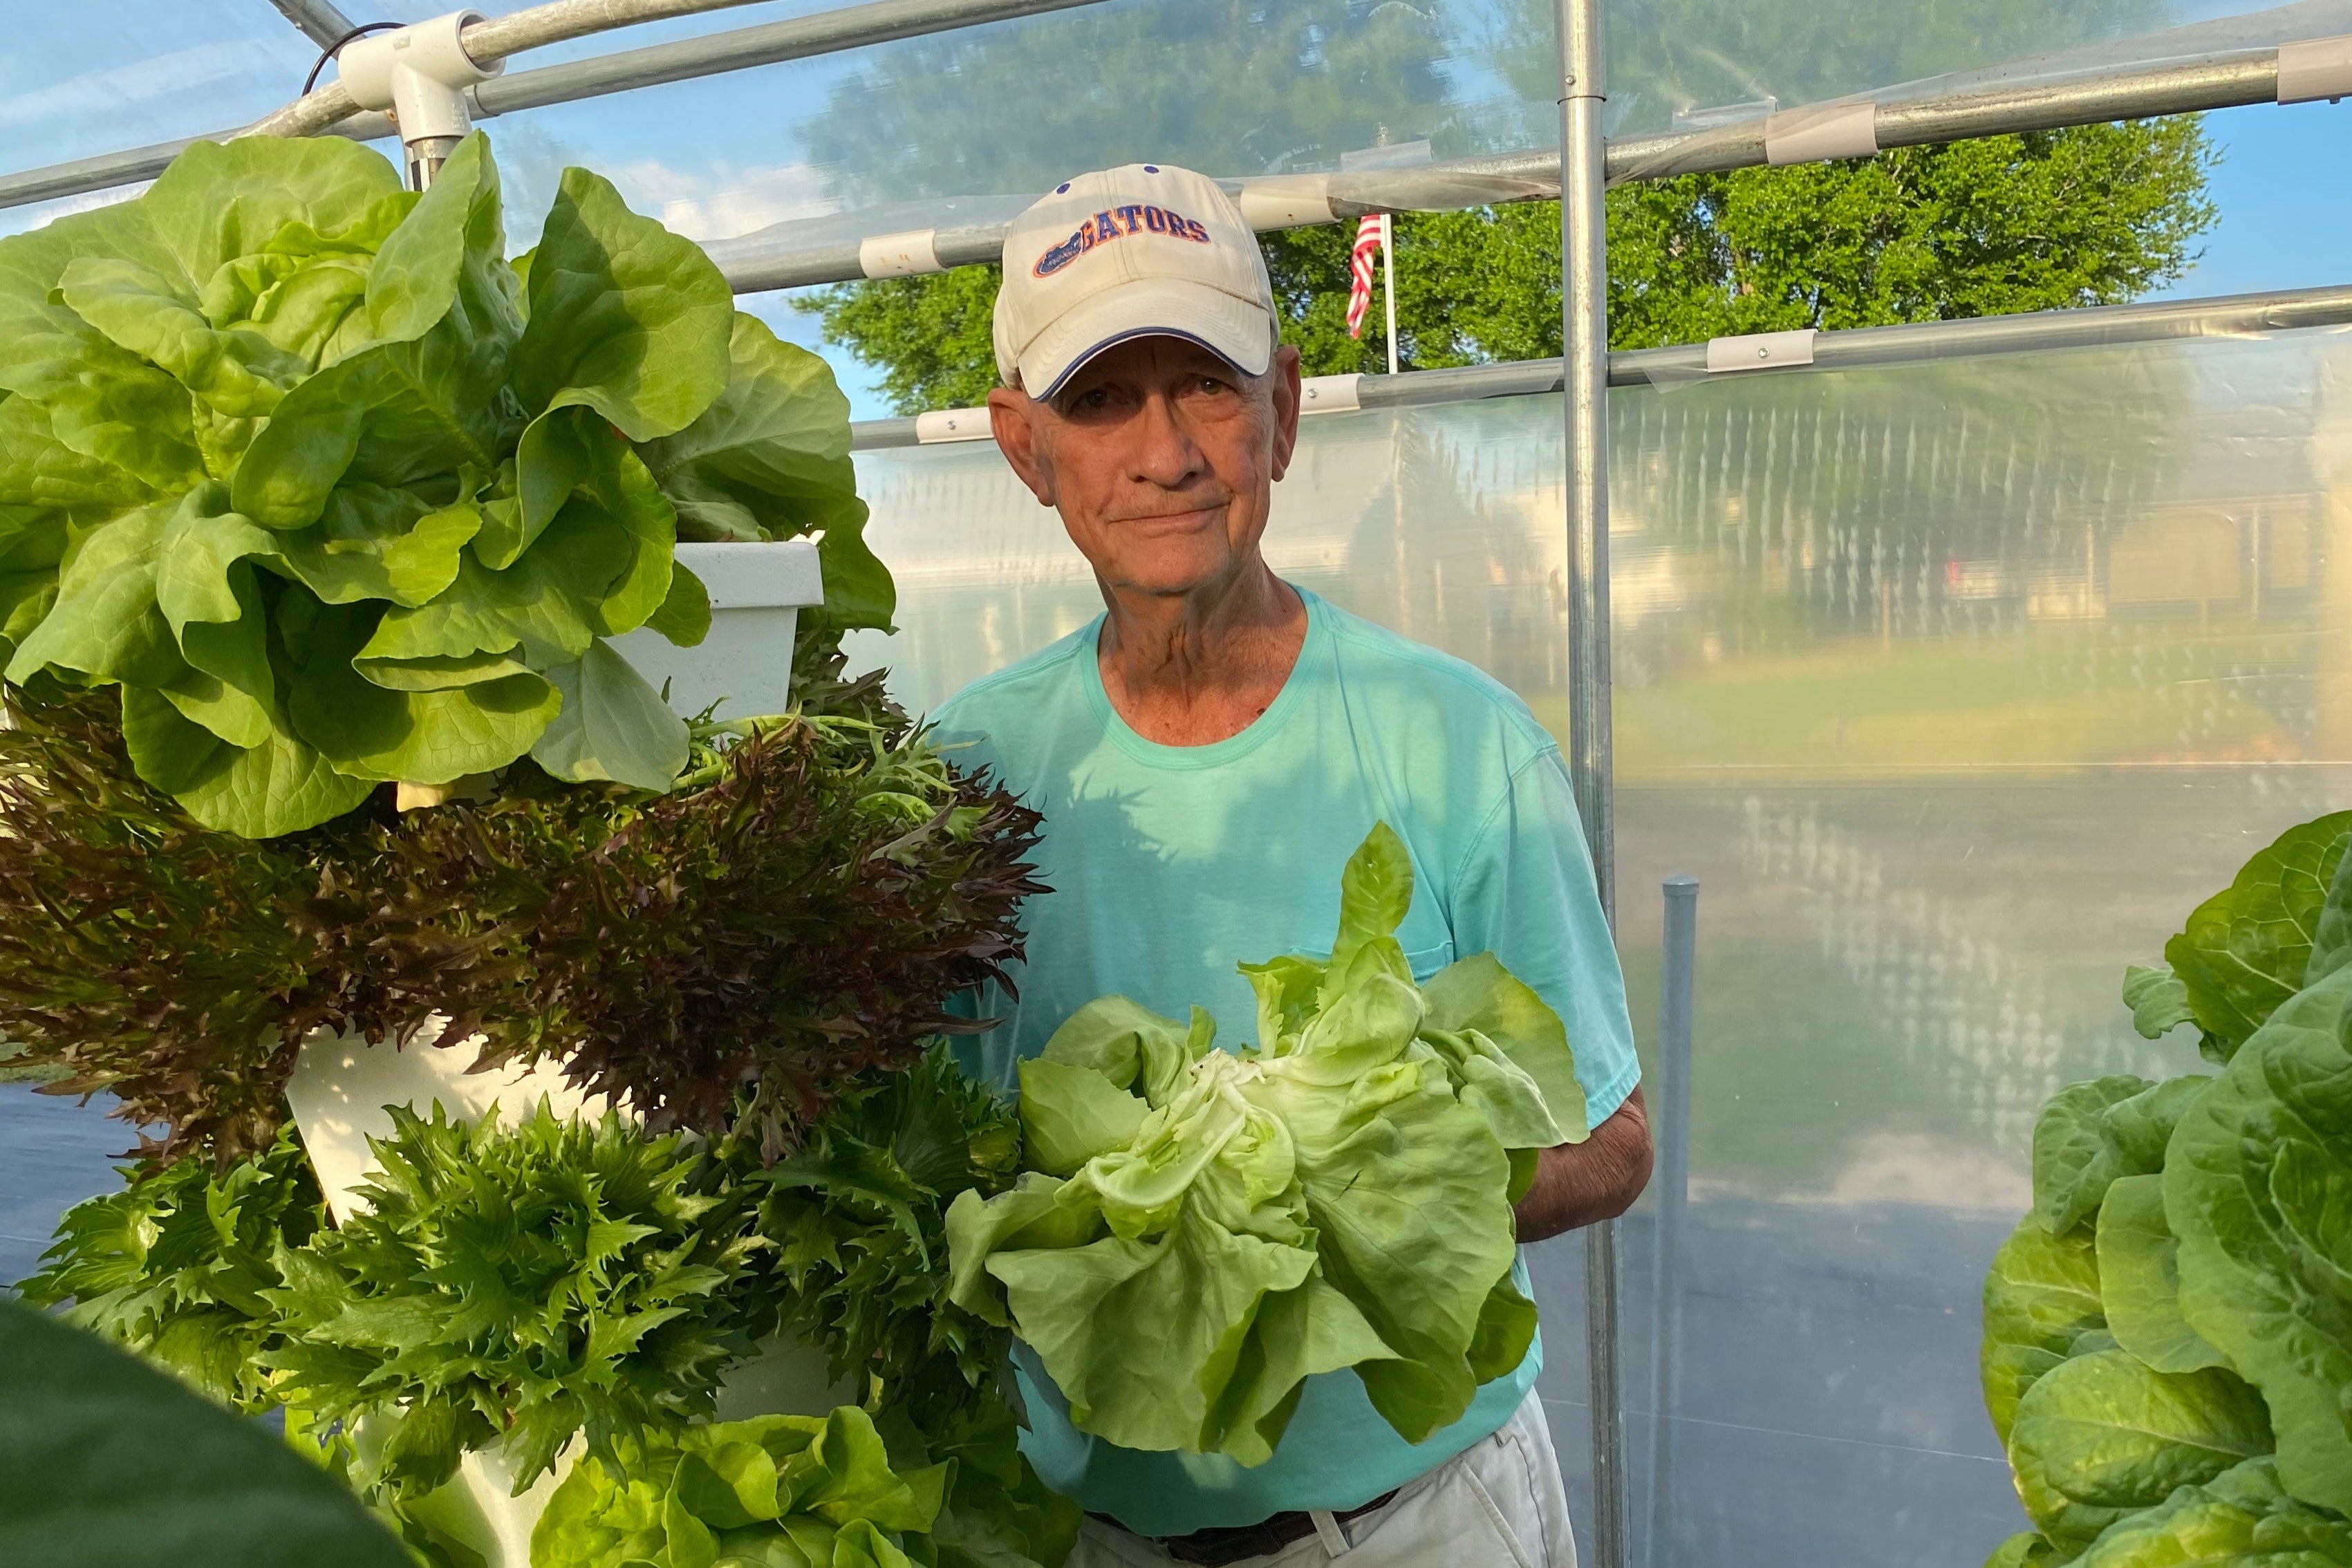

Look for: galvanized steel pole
[1558,0,1625,1558]
[1646,877,1699,1568]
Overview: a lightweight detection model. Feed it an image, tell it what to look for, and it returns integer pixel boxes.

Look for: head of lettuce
[926,161,1652,1562]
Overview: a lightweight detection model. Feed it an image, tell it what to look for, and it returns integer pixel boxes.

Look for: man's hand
[1513,1087,1654,1243]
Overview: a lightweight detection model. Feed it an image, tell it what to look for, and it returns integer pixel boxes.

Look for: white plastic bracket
[1298,374,1363,413]
[914,408,992,443]
[1764,101,1879,165]
[1706,328,1817,373]
[2278,35,2352,103]
[860,230,943,278]
[1233,175,1336,230]
[338,11,501,180]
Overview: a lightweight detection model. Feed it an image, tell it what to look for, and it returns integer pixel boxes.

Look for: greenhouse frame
[6,1,2352,1565]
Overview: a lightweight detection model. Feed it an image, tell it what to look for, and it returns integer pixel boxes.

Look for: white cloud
[0,40,282,136]
[603,156,838,243]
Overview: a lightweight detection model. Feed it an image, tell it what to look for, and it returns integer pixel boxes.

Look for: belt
[1099,1489,1400,1567]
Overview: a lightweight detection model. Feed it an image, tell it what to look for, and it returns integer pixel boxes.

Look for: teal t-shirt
[928,587,1639,1537]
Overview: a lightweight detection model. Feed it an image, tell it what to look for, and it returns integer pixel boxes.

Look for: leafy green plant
[260,1103,763,1502]
[945,823,1581,1465]
[0,129,884,837]
[738,1047,1023,1430]
[0,687,1041,1161]
[532,1406,938,1568]
[21,1050,1068,1553]
[0,1296,410,1568]
[16,1121,324,1412]
[1980,814,2352,1565]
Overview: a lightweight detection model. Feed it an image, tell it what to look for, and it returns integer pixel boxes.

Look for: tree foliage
[801,120,2214,409]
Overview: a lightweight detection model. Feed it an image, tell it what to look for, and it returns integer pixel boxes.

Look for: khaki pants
[1067,1392,1577,1568]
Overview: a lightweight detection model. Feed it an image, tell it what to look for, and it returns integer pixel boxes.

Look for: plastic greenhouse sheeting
[17,0,2351,274]
[843,324,2352,1568]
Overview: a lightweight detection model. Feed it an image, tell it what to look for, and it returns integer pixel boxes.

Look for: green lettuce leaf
[2122,964,2198,1043]
[1981,1213,2104,1447]
[2034,1075,2207,1238]
[2006,1348,2273,1555]
[2165,812,2352,1061]
[0,1295,410,1568]
[637,312,890,633]
[532,640,691,792]
[2167,961,2352,1513]
[1422,951,1591,1144]
[531,1406,945,1568]
[2096,1173,2232,1376]
[512,166,732,442]
[2070,1457,2352,1568]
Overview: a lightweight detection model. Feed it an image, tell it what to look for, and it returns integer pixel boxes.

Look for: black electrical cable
[303,21,403,95]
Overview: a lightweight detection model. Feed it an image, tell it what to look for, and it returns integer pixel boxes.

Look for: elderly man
[931,163,1650,1568]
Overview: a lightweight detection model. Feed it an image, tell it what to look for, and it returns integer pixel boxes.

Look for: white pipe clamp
[1298,374,1363,413]
[1764,101,1879,165]
[913,408,991,443]
[339,11,503,148]
[1706,328,1817,373]
[859,230,943,278]
[2279,35,2352,103]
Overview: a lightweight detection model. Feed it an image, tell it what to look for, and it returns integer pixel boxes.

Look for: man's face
[988,335,1303,599]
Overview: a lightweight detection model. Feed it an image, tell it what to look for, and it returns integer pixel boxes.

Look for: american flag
[1346,213,1390,339]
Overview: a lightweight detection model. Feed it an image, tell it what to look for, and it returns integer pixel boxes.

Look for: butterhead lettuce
[0,132,884,837]
[944,823,1585,1465]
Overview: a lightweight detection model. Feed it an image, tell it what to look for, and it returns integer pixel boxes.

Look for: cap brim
[1019,278,1272,400]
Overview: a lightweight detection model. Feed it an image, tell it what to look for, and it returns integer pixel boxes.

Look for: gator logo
[1034,204,1213,277]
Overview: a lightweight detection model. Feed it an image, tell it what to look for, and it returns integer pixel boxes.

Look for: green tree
[796,0,1467,207]
[798,118,2215,408]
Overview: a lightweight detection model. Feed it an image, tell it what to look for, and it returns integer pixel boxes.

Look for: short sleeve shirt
[928,587,1639,1537]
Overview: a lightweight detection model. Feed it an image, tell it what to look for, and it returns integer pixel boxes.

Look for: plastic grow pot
[610,538,824,720]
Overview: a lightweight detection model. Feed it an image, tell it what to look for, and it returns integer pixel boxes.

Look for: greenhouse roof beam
[263,0,359,50]
[699,42,2321,292]
[844,281,2352,448]
[0,0,1116,213]
[0,25,2337,223]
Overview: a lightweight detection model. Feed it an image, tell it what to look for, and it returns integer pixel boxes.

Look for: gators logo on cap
[1034,204,1212,277]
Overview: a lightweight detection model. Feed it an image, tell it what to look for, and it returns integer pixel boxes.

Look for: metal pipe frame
[264,0,358,50]
[843,280,2352,446]
[1646,877,1699,1568]
[0,0,1121,213]
[1556,0,1628,1563]
[645,45,2324,295]
[0,23,2322,222]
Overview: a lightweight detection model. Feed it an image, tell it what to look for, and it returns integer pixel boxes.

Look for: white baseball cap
[992,162,1276,400]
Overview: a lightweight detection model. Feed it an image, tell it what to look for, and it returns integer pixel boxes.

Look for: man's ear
[987,386,1057,507]
[1267,344,1304,483]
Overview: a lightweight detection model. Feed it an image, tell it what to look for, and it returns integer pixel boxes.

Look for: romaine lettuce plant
[945,824,1584,1466]
[1980,812,2352,1567]
[0,130,885,837]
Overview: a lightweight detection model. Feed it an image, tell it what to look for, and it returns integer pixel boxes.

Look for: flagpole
[1380,214,1399,377]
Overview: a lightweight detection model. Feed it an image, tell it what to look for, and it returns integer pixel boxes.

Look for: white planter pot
[283,1026,856,1567]
[610,539,824,720]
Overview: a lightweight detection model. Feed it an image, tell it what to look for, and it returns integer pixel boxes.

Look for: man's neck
[1096,561,1308,747]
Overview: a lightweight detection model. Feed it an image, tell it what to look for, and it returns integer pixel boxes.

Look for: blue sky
[2157,97,2352,300]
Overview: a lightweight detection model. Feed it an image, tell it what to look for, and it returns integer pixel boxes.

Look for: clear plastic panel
[846,326,2352,1567]
[21,0,2346,271]
[0,1,450,174]
[1601,0,2352,140]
